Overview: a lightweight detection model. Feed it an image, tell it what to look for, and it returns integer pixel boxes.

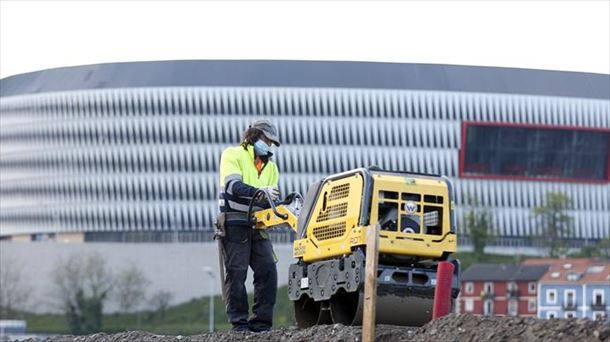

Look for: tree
[463,196,494,260]
[0,256,31,318]
[114,264,149,313]
[114,263,150,326]
[532,192,574,258]
[148,290,173,322]
[51,253,113,334]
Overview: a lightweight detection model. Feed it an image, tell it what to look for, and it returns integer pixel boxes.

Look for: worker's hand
[258,186,280,201]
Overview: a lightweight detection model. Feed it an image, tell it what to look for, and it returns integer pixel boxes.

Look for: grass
[23,285,295,335]
[22,252,525,335]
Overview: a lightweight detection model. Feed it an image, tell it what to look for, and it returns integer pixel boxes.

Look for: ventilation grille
[329,183,350,200]
[313,222,346,241]
[316,202,348,222]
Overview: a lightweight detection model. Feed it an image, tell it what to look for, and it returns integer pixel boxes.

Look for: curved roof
[1,60,609,99]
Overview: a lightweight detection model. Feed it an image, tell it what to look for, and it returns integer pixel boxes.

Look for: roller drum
[290,254,460,328]
[295,286,435,328]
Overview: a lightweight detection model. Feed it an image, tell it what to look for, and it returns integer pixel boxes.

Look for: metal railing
[507,288,520,299]
[591,301,606,311]
[480,290,495,300]
[563,302,578,311]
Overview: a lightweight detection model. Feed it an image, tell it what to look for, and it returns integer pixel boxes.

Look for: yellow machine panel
[370,173,457,258]
[293,170,456,262]
[302,173,363,261]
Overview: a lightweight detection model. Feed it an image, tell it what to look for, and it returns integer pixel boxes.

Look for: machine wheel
[294,296,321,329]
[329,289,359,325]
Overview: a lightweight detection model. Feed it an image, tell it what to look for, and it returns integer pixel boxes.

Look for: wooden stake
[362,224,380,342]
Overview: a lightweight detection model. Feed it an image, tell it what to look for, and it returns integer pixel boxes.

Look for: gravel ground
[26,314,610,342]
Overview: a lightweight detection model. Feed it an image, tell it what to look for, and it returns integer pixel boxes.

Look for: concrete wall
[0,241,296,313]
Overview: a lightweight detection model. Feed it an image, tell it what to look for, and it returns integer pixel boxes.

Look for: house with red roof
[459,264,548,317]
[523,258,610,320]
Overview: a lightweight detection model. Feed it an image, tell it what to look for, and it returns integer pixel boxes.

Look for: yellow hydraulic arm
[252,205,298,232]
[247,189,302,232]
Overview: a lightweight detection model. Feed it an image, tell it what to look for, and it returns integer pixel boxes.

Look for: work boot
[248,322,271,332]
[231,324,251,332]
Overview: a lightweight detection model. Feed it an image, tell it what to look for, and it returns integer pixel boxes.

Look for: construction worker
[216,119,281,332]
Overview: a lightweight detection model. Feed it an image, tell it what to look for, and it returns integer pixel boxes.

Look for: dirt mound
[413,314,609,342]
[30,314,609,342]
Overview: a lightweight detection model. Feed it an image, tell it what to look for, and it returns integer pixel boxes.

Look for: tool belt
[214,212,252,240]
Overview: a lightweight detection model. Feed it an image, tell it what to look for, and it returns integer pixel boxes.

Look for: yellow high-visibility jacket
[218,144,279,213]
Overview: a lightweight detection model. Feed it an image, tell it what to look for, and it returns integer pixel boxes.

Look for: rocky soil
[27,314,610,342]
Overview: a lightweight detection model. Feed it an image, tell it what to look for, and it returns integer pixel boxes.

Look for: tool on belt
[214,213,227,302]
[214,211,255,302]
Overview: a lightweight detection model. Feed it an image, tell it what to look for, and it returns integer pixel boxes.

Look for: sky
[0,0,609,79]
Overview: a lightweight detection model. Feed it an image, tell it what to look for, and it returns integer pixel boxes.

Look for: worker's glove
[256,186,280,202]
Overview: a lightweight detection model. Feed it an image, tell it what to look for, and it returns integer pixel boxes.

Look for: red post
[432,261,455,319]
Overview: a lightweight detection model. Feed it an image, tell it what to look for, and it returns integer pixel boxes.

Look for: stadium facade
[0,61,608,248]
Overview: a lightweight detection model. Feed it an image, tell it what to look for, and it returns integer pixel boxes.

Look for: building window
[565,290,576,308]
[587,266,605,273]
[484,282,494,294]
[593,312,605,321]
[507,281,519,299]
[461,123,610,182]
[565,312,575,319]
[465,299,474,312]
[483,300,494,316]
[508,300,518,316]
[465,282,474,294]
[593,289,605,306]
[547,289,557,304]
[567,272,582,281]
[528,282,537,294]
[547,311,556,319]
[528,298,537,312]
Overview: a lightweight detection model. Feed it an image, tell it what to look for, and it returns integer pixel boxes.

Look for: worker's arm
[227,178,258,198]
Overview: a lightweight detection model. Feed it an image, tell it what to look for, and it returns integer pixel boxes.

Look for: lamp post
[202,266,215,332]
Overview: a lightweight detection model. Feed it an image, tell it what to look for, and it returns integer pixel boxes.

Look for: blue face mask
[253,139,272,156]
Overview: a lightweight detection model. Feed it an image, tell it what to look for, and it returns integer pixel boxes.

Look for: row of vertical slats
[0,201,217,235]
[2,169,606,211]
[0,144,459,178]
[0,115,462,149]
[1,87,608,126]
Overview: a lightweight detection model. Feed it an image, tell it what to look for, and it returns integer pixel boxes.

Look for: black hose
[278,192,304,205]
[247,188,288,225]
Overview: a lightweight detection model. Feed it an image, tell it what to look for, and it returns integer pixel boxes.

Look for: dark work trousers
[221,222,278,331]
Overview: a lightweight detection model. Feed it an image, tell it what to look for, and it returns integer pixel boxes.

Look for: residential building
[524,258,610,320]
[459,263,548,317]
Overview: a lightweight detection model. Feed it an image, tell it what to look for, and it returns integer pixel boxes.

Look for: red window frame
[459,121,610,184]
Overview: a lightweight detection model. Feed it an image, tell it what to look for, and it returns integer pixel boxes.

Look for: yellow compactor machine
[250,167,460,327]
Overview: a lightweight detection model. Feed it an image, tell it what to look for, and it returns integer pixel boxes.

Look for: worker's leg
[222,223,252,331]
[248,230,278,332]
